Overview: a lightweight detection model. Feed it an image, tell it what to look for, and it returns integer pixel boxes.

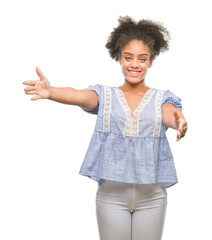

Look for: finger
[178,128,187,140]
[179,134,185,140]
[173,109,180,120]
[176,122,183,137]
[176,134,180,141]
[177,124,184,141]
[182,126,187,133]
[176,131,181,141]
[23,80,39,86]
[179,121,184,132]
[36,66,46,80]
[24,86,36,91]
[31,95,42,101]
[177,132,183,141]
[181,122,187,133]
[25,90,37,95]
[183,129,187,135]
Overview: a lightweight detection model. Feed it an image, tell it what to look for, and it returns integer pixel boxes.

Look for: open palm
[23,67,51,100]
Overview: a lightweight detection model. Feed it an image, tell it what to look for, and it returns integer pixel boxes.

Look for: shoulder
[162,89,182,100]
[82,84,104,96]
[82,84,116,96]
[160,89,182,111]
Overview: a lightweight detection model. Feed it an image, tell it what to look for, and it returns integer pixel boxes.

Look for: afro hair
[105,16,171,61]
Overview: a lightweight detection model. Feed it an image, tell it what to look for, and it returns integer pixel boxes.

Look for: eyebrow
[123,52,149,56]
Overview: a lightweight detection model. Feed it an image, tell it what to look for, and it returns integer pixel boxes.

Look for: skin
[119,39,153,91]
[23,39,187,141]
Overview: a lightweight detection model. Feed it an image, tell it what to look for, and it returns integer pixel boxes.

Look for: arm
[162,103,188,141]
[48,87,98,110]
[23,67,98,111]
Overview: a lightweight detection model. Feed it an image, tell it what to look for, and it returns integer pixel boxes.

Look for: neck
[119,80,149,93]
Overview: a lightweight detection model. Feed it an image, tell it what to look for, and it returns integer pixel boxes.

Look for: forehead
[122,40,150,54]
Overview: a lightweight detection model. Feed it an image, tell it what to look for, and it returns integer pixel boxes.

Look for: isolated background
[0,0,211,239]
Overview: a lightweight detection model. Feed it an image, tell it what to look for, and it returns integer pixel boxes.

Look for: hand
[23,67,51,100]
[173,109,188,141]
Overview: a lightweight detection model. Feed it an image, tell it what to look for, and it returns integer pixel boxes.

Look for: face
[119,39,153,85]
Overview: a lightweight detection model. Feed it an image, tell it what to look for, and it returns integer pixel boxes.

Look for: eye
[140,58,146,62]
[125,57,131,60]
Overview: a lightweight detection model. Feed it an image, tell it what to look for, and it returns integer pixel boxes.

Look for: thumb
[31,94,42,101]
[36,66,46,80]
[173,109,180,120]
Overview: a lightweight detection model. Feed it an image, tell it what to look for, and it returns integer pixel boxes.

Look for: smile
[128,70,141,75]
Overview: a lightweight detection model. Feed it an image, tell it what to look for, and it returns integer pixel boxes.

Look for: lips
[128,70,141,75]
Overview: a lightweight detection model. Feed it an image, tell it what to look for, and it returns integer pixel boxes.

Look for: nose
[131,59,139,68]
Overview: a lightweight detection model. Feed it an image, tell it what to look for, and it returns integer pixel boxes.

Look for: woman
[23,16,187,240]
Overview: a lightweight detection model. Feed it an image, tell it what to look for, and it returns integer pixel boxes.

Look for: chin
[126,78,143,85]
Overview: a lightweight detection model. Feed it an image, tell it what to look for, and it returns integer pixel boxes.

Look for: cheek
[141,63,149,71]
[120,62,126,71]
[122,66,129,75]
[121,66,127,76]
[122,61,130,70]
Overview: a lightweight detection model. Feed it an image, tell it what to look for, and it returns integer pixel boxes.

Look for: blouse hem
[79,172,178,189]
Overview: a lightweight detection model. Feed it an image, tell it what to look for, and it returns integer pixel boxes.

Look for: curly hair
[105,16,171,62]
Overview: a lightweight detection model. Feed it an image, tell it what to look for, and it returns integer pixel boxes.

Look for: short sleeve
[161,90,182,111]
[80,84,101,114]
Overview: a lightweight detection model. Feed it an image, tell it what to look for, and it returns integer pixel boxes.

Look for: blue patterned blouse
[79,84,182,189]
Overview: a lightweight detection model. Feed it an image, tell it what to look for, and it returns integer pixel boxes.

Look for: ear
[148,60,153,68]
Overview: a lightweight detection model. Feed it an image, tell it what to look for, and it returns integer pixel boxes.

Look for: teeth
[130,71,139,74]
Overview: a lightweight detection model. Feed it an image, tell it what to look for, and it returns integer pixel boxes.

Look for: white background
[0,0,211,239]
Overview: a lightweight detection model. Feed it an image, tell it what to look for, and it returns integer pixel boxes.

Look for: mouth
[128,70,141,76]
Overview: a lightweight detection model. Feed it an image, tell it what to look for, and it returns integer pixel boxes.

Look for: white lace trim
[153,89,164,137]
[103,86,111,132]
[115,87,155,137]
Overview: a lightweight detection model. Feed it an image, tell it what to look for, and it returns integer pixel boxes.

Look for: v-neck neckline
[116,87,152,118]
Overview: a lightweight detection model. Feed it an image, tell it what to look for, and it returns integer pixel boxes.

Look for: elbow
[79,90,99,111]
